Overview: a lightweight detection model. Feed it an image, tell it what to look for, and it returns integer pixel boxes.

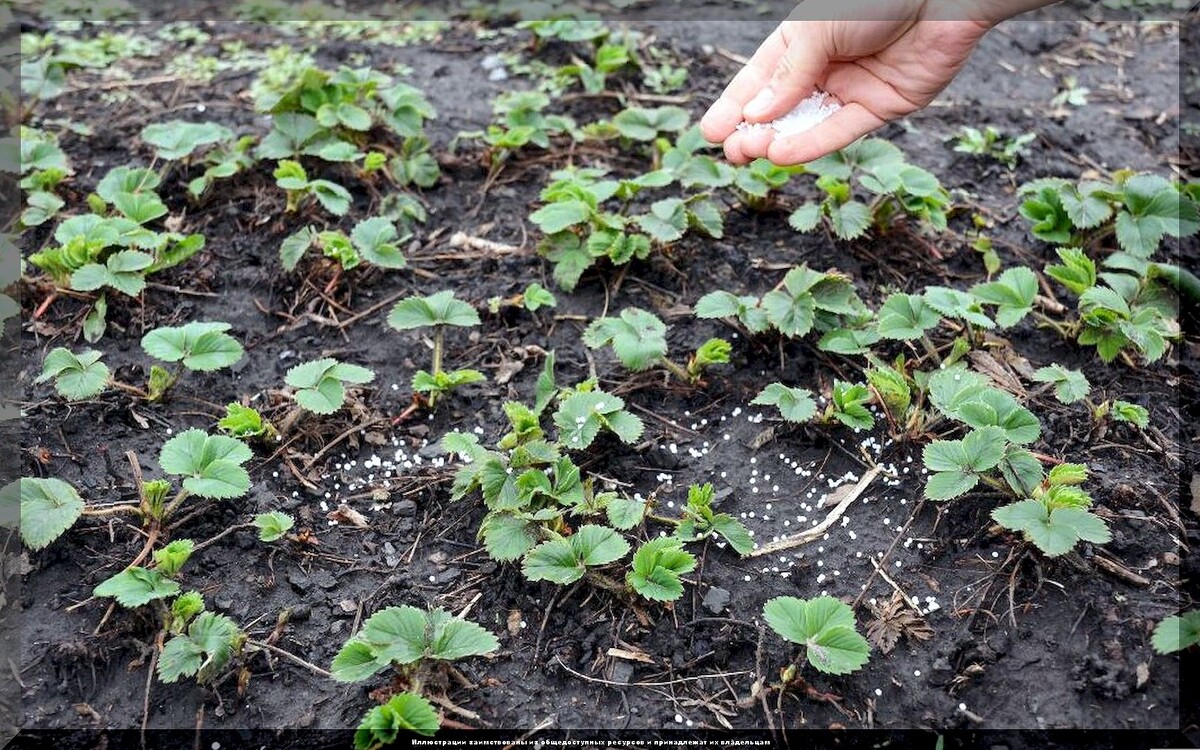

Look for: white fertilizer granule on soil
[736,90,841,138]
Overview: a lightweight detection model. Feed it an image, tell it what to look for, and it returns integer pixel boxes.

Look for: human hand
[699,0,999,165]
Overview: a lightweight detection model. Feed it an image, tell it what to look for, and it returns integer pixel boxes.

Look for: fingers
[699,29,788,143]
[743,24,832,123]
[765,102,886,165]
[722,126,776,165]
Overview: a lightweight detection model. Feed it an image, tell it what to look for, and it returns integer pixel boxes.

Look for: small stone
[702,586,731,615]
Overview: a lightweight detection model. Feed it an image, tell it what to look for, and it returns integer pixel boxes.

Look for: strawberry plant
[1019,173,1199,256]
[218,403,279,443]
[140,120,234,162]
[186,135,257,198]
[387,291,483,407]
[35,348,111,400]
[20,126,73,227]
[1151,611,1200,654]
[253,511,295,542]
[27,168,209,340]
[734,158,802,209]
[826,381,876,430]
[284,358,376,414]
[952,125,1036,168]
[330,605,499,742]
[1032,364,1091,404]
[488,282,558,314]
[696,266,874,350]
[280,216,409,271]
[530,165,723,291]
[763,595,871,675]
[273,159,352,215]
[991,464,1111,556]
[626,536,696,601]
[1042,247,1180,364]
[673,483,753,555]
[751,383,817,423]
[141,321,245,401]
[582,307,729,384]
[524,524,631,584]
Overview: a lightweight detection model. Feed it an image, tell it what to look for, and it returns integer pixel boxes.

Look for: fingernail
[745,88,775,118]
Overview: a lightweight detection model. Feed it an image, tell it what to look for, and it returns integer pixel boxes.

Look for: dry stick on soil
[749,467,881,557]
[1091,553,1152,586]
[302,417,388,472]
[246,639,332,678]
[501,715,557,750]
[551,656,752,688]
[868,554,922,614]
[447,231,526,256]
[852,496,927,611]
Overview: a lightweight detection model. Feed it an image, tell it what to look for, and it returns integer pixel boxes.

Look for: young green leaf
[523,524,630,584]
[923,286,995,329]
[921,426,1009,500]
[142,321,244,372]
[626,537,696,602]
[35,347,110,400]
[553,390,644,450]
[159,428,253,499]
[1045,247,1096,295]
[93,566,181,608]
[285,358,376,414]
[388,290,480,330]
[582,308,668,371]
[522,282,557,311]
[829,381,874,430]
[763,595,871,675]
[970,266,1038,327]
[141,121,233,160]
[991,500,1111,556]
[1151,611,1200,655]
[751,383,817,423]
[876,293,940,340]
[1110,400,1149,428]
[218,403,276,441]
[411,369,486,395]
[1032,364,1090,404]
[350,216,407,269]
[611,105,689,141]
[354,693,441,747]
[331,605,500,683]
[254,511,295,542]
[153,539,194,578]
[70,250,154,296]
[19,477,85,550]
[157,611,242,684]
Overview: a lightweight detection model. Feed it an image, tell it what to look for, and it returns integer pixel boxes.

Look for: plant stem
[1031,311,1073,339]
[428,327,446,409]
[646,513,680,526]
[162,489,193,521]
[978,473,1012,495]
[918,334,942,366]
[82,504,143,517]
[659,356,693,385]
[109,380,149,398]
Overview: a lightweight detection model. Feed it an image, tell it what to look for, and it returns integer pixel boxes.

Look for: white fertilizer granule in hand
[736,90,842,138]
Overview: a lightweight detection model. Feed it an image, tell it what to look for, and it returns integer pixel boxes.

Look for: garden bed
[11,8,1198,750]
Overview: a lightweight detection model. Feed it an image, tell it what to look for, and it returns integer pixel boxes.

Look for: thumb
[743,24,831,122]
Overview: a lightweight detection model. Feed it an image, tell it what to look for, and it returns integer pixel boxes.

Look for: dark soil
[11,10,1198,750]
